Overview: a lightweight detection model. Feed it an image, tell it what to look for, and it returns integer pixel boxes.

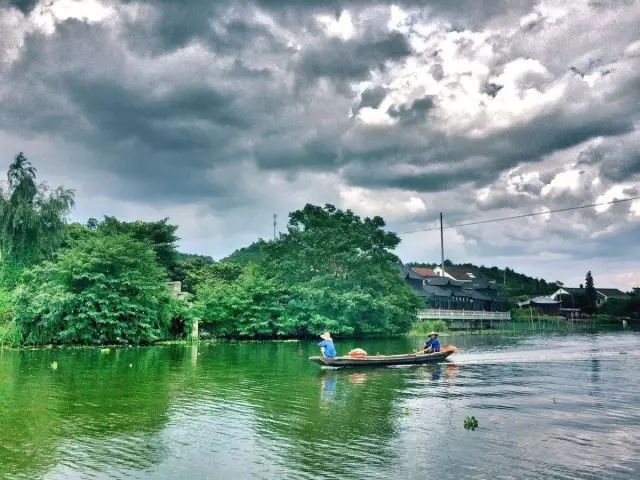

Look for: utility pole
[440,212,444,277]
[273,214,277,241]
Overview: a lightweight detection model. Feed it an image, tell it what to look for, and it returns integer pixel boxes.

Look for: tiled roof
[596,288,627,297]
[425,276,465,287]
[442,266,488,281]
[397,263,423,280]
[411,267,437,277]
[531,296,561,304]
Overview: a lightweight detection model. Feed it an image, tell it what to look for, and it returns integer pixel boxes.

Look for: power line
[401,195,640,234]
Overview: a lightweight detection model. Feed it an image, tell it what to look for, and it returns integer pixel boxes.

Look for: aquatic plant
[464,416,479,430]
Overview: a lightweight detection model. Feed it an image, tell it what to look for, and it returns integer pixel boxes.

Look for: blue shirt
[424,337,441,352]
[318,339,336,358]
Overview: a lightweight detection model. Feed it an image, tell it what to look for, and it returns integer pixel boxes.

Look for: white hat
[320,332,332,340]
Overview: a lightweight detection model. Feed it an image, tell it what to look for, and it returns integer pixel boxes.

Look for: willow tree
[0,153,74,266]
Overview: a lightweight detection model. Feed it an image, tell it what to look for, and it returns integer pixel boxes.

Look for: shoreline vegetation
[0,153,635,348]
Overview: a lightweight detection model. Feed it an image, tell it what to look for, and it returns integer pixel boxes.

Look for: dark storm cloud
[358,86,387,109]
[387,95,435,125]
[296,31,412,82]
[3,0,37,14]
[0,0,639,284]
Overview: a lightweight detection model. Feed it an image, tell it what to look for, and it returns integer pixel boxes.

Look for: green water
[2,330,640,479]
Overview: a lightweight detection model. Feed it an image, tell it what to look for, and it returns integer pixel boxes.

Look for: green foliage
[511,308,560,322]
[14,234,172,345]
[464,416,479,430]
[0,290,18,346]
[93,216,179,275]
[179,260,243,294]
[585,271,597,313]
[197,204,419,338]
[0,153,74,265]
[223,239,268,266]
[410,319,449,336]
[167,297,199,338]
[196,265,288,337]
[599,297,640,318]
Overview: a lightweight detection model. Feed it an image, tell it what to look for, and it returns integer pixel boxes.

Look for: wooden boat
[309,347,456,367]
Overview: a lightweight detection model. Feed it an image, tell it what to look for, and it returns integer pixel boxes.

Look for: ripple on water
[3,331,640,479]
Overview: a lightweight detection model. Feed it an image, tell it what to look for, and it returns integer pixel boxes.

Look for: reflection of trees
[2,338,459,479]
[0,347,199,479]
[210,341,410,478]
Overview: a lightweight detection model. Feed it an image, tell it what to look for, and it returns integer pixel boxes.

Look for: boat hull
[309,349,454,367]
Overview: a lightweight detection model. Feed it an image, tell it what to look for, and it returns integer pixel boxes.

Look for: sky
[0,0,639,289]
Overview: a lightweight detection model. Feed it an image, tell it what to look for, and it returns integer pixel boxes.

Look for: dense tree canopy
[90,216,180,274]
[14,234,172,345]
[197,204,420,338]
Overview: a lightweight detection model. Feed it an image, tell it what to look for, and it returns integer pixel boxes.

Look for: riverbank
[2,321,631,351]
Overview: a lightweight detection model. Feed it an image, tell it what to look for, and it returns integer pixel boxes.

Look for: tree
[14,234,172,345]
[585,270,597,313]
[223,239,268,266]
[0,153,74,266]
[260,204,419,336]
[94,216,179,275]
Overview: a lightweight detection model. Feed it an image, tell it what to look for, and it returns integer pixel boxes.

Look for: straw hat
[320,332,332,340]
[428,331,439,337]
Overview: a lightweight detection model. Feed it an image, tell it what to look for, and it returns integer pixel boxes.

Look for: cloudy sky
[1,0,639,289]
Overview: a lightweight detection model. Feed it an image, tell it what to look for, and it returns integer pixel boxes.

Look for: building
[432,265,490,283]
[411,267,437,277]
[517,296,561,315]
[398,264,507,311]
[551,287,628,307]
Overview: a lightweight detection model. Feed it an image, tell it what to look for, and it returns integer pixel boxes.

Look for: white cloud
[339,185,426,221]
[30,0,114,34]
[541,169,582,197]
[316,10,355,40]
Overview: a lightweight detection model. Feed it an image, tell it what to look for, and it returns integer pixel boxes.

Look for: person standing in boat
[423,331,441,353]
[318,332,337,358]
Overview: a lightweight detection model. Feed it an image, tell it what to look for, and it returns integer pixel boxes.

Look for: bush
[0,289,18,346]
[410,319,449,336]
[14,234,172,345]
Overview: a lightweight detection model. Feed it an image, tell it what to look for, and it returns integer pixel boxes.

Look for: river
[1,329,640,479]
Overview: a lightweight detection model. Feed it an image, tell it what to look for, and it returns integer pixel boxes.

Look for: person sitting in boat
[423,331,441,353]
[318,332,337,358]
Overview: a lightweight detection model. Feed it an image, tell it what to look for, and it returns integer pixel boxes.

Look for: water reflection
[2,330,640,479]
[320,373,337,403]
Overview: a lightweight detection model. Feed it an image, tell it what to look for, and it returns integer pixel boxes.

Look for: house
[551,287,628,307]
[398,263,508,311]
[432,265,491,283]
[411,267,437,277]
[595,288,628,303]
[398,263,428,294]
[517,296,561,315]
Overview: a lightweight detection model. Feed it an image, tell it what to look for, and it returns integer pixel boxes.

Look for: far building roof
[397,263,423,280]
[411,267,437,277]
[596,288,627,298]
[434,265,490,282]
[554,287,628,298]
[518,296,561,307]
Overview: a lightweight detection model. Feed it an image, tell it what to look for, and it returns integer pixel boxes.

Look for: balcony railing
[417,309,511,320]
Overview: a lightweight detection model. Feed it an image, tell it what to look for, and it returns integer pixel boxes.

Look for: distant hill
[222,239,268,266]
[406,261,558,299]
[176,252,214,264]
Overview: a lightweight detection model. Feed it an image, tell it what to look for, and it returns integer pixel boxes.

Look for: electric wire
[401,195,640,234]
